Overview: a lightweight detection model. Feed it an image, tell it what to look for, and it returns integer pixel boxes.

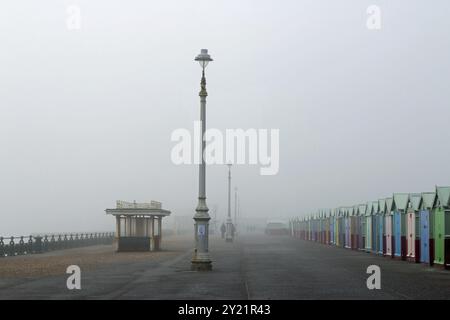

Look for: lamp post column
[234,187,238,237]
[226,164,233,242]
[191,57,212,271]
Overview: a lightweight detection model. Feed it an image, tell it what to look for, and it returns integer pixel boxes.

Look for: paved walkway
[0,234,448,299]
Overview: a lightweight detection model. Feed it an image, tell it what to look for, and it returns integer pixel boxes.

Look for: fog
[1,0,449,235]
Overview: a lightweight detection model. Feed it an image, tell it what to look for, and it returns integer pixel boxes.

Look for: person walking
[220,223,226,239]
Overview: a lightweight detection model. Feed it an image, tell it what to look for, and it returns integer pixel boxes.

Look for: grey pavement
[0,234,449,299]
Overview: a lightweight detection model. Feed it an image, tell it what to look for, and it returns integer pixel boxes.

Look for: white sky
[1,0,449,235]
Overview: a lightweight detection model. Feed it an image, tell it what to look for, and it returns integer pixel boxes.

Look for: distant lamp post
[191,49,213,271]
[234,187,238,237]
[226,164,233,242]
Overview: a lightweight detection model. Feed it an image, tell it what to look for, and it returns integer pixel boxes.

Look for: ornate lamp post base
[191,202,212,271]
[191,258,212,271]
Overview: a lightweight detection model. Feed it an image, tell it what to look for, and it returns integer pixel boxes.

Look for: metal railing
[0,232,115,257]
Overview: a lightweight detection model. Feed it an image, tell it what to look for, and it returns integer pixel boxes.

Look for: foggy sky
[1,0,450,235]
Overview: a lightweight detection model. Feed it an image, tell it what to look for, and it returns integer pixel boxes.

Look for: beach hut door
[420,210,429,263]
[434,208,445,264]
[407,212,415,257]
[386,216,392,255]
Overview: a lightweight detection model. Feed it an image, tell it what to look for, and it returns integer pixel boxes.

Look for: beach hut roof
[366,202,373,215]
[386,197,394,213]
[409,193,422,211]
[372,201,379,213]
[379,199,386,213]
[421,192,436,209]
[358,204,367,216]
[436,186,450,208]
[393,193,409,211]
[341,207,348,216]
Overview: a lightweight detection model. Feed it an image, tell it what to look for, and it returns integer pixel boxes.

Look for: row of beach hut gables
[289,186,450,269]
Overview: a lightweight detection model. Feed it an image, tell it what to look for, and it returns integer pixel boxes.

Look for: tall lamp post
[234,187,238,237]
[191,49,213,271]
[226,164,233,242]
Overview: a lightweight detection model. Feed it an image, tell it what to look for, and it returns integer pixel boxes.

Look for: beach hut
[316,213,321,243]
[365,202,373,252]
[385,197,394,257]
[324,210,330,245]
[336,209,342,247]
[330,210,335,245]
[298,218,302,239]
[314,213,319,242]
[333,210,338,246]
[326,211,330,245]
[358,204,367,250]
[435,186,450,268]
[297,217,301,238]
[304,217,308,240]
[420,192,436,264]
[378,199,386,255]
[302,217,309,240]
[319,211,324,244]
[349,207,358,250]
[393,193,409,260]
[339,209,344,246]
[344,208,351,249]
[303,216,309,240]
[335,209,340,246]
[291,218,296,238]
[408,193,422,262]
[326,210,331,245]
[339,208,346,247]
[371,201,379,253]
[317,212,322,243]
[316,212,321,243]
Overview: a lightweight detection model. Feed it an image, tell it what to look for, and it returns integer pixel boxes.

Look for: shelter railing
[0,232,115,257]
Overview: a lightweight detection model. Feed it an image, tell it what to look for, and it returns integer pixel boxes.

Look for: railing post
[27,236,33,254]
[0,237,4,257]
[56,235,62,250]
[43,235,49,252]
[34,236,43,254]
[19,236,25,255]
[50,235,55,251]
[9,237,15,256]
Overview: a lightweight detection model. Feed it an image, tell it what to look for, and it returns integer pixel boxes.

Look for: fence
[0,232,115,257]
